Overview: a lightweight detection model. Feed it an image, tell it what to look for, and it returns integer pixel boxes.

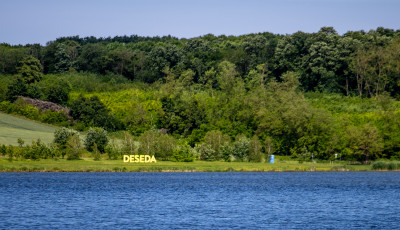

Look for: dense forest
[1,27,400,162]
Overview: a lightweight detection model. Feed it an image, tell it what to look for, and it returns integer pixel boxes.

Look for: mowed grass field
[0,112,56,145]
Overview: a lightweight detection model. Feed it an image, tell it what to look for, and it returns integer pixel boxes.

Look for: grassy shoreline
[0,158,378,172]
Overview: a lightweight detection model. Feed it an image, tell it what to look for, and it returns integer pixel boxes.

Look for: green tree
[53,127,78,158]
[249,135,263,162]
[66,135,83,160]
[6,77,27,101]
[45,79,71,105]
[347,124,383,163]
[17,56,43,84]
[84,127,109,153]
[171,142,194,162]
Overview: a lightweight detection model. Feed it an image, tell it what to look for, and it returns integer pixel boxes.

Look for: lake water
[1,172,400,229]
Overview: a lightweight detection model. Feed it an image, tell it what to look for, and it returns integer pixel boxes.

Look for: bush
[23,139,51,160]
[54,127,78,158]
[54,127,78,146]
[203,130,231,160]
[45,79,71,105]
[84,127,109,152]
[249,135,263,162]
[221,144,233,162]
[70,95,123,131]
[6,77,27,101]
[172,143,194,162]
[106,138,121,160]
[232,135,250,161]
[41,110,69,125]
[0,144,7,156]
[138,130,176,160]
[66,135,83,160]
[196,143,216,161]
[92,143,101,161]
[371,161,400,170]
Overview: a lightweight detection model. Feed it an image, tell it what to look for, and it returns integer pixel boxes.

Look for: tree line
[1,27,400,162]
[1,27,400,97]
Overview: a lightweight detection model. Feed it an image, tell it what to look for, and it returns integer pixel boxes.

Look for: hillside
[0,112,56,145]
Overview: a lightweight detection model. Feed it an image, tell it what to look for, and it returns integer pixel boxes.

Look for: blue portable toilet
[269,155,275,164]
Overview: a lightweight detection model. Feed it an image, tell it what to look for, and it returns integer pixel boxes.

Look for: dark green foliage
[26,84,43,99]
[371,161,400,170]
[2,28,400,163]
[84,127,109,153]
[70,95,123,131]
[6,77,27,101]
[0,144,6,156]
[45,79,71,105]
[54,127,78,158]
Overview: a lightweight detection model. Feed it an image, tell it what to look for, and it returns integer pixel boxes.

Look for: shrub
[54,127,78,146]
[66,135,83,160]
[70,95,123,131]
[232,135,250,161]
[106,138,121,160]
[0,144,6,156]
[54,127,78,158]
[84,127,109,152]
[249,135,263,162]
[23,139,51,160]
[92,143,101,161]
[203,130,230,160]
[172,143,194,162]
[41,110,69,125]
[371,161,400,170]
[6,77,27,101]
[45,79,71,105]
[121,131,137,154]
[221,144,233,162]
[196,143,216,161]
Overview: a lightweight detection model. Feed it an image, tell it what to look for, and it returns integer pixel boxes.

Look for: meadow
[0,112,56,145]
[0,157,371,172]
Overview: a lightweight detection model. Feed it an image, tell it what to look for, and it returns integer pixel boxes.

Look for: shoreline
[0,158,383,172]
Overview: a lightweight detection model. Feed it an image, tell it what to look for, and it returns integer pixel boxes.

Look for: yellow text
[123,155,157,163]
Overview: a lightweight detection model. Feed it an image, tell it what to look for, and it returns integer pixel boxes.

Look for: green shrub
[41,110,68,125]
[106,138,121,160]
[6,77,27,101]
[196,143,216,161]
[22,139,51,160]
[92,143,101,161]
[54,127,78,158]
[371,161,400,170]
[221,144,233,162]
[70,95,123,131]
[84,127,109,153]
[232,135,250,161]
[54,127,78,146]
[172,143,194,162]
[45,79,71,105]
[0,144,7,156]
[66,135,83,160]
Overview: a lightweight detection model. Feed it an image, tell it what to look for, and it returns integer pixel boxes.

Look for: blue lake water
[1,172,400,229]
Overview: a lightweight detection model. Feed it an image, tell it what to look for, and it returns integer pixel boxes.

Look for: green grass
[0,158,373,172]
[0,112,56,145]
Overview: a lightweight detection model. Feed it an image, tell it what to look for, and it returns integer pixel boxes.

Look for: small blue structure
[269,155,275,164]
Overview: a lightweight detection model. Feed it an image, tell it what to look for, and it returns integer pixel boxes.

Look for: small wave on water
[1,172,399,229]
